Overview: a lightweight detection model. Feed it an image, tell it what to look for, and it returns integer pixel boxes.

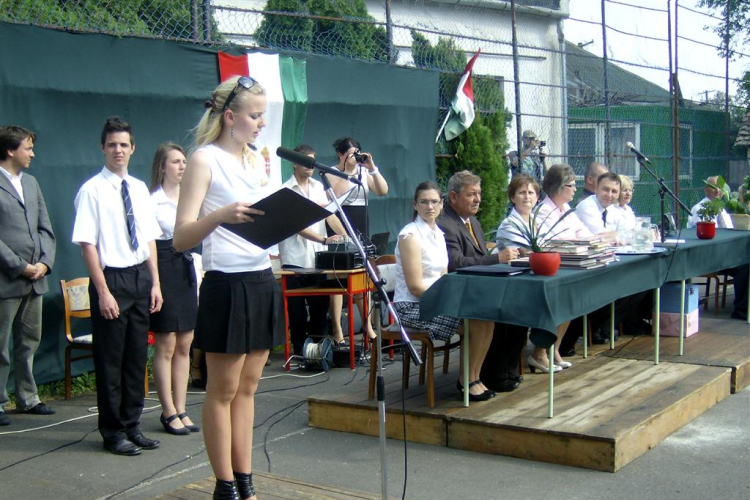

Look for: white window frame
[568,122,641,178]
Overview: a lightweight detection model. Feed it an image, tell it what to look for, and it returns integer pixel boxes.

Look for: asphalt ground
[1,343,748,500]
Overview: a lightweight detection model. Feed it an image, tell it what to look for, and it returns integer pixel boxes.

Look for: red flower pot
[696,221,716,240]
[529,251,561,276]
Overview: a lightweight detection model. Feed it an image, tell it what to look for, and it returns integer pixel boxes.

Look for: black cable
[0,427,99,472]
[262,400,306,473]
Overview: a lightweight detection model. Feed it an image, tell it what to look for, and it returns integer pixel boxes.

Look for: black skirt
[150,239,198,333]
[194,268,284,354]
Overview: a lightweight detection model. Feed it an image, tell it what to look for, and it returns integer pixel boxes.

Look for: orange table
[279,268,374,370]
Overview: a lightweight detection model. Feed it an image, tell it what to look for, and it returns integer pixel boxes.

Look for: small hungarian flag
[218,52,308,187]
[443,50,480,141]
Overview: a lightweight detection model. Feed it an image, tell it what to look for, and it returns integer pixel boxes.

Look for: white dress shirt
[150,186,177,240]
[576,195,621,234]
[0,166,24,204]
[72,167,161,268]
[535,196,593,240]
[687,197,733,229]
[614,204,637,232]
[278,175,329,268]
[394,216,448,304]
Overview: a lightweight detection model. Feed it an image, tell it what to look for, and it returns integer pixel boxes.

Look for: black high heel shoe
[177,412,200,432]
[160,413,190,435]
[213,479,240,500]
[234,471,256,500]
[457,379,495,402]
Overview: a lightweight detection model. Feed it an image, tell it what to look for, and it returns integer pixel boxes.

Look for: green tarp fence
[0,22,438,387]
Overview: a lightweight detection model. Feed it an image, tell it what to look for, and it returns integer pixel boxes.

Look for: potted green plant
[704,175,750,230]
[505,207,577,276]
[695,198,724,239]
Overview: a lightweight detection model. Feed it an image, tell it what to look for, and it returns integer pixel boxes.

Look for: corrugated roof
[566,41,672,107]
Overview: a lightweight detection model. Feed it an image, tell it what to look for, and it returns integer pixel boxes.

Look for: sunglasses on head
[222,76,259,112]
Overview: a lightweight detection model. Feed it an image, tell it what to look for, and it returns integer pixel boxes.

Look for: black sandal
[457,379,495,402]
[234,471,256,500]
[213,479,239,500]
[177,412,200,433]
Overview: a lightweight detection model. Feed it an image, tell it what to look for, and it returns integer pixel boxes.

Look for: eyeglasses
[564,183,576,188]
[417,199,442,207]
[222,76,259,112]
[621,189,633,194]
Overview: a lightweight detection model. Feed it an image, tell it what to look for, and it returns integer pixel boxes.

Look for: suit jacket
[0,171,55,298]
[436,203,496,272]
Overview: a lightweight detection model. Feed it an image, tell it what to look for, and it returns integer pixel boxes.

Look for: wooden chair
[60,278,149,399]
[367,256,462,407]
[700,273,734,316]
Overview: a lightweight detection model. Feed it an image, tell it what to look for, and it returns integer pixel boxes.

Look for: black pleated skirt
[150,239,198,333]
[194,268,283,353]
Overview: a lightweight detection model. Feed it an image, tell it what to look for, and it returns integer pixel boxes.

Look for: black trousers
[728,264,749,313]
[89,263,151,443]
[286,271,330,355]
[480,322,528,382]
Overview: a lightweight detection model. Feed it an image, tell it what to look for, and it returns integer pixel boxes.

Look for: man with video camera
[509,129,547,182]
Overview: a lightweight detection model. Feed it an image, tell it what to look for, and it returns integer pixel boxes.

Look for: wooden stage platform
[308,319,749,472]
[153,472,401,500]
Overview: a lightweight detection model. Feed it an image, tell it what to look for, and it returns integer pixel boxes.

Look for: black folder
[220,187,332,249]
[456,264,531,276]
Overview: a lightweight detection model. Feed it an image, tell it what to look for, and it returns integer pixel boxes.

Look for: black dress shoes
[104,439,141,456]
[127,432,160,450]
[731,309,747,321]
[509,374,524,383]
[560,348,577,358]
[485,378,520,393]
[24,403,55,415]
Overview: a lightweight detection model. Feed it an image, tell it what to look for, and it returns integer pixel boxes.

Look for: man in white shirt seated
[278,144,346,354]
[576,171,621,241]
[687,175,733,229]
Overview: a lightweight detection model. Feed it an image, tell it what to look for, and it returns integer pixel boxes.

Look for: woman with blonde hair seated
[394,181,496,402]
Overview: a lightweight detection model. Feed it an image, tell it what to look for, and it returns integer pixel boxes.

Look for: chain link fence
[2,0,747,224]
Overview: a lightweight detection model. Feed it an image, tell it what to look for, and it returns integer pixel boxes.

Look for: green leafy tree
[698,0,750,60]
[255,0,388,62]
[0,0,208,41]
[437,111,510,233]
[256,0,314,52]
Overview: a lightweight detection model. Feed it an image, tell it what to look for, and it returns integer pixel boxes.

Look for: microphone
[625,142,650,163]
[276,147,361,185]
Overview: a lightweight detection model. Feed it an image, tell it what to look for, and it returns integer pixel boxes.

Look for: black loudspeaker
[315,250,361,270]
[332,344,364,367]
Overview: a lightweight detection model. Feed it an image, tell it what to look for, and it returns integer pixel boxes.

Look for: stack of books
[510,238,617,270]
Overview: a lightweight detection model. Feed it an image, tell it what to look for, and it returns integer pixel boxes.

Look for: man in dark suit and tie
[436,170,526,392]
[0,125,56,426]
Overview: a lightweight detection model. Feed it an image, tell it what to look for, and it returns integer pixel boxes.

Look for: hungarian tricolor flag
[443,50,480,141]
[218,52,308,187]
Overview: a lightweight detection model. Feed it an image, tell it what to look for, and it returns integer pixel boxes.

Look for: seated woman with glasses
[524,165,595,372]
[393,181,496,402]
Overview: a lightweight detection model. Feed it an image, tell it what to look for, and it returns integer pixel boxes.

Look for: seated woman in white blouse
[614,174,636,231]
[394,181,495,402]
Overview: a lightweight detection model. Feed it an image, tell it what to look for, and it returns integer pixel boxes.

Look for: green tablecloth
[420,229,750,337]
[664,229,750,281]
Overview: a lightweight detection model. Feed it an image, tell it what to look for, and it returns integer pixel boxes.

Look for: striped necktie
[121,179,139,251]
[465,220,479,247]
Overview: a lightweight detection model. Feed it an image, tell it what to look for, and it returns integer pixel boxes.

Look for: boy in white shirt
[72,117,163,456]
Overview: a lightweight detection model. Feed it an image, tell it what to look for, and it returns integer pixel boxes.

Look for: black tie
[121,179,139,251]
[602,209,607,225]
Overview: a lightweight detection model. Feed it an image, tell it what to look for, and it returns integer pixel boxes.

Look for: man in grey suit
[0,125,56,426]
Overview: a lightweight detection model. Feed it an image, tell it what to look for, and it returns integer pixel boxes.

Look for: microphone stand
[635,156,692,242]
[318,170,422,500]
